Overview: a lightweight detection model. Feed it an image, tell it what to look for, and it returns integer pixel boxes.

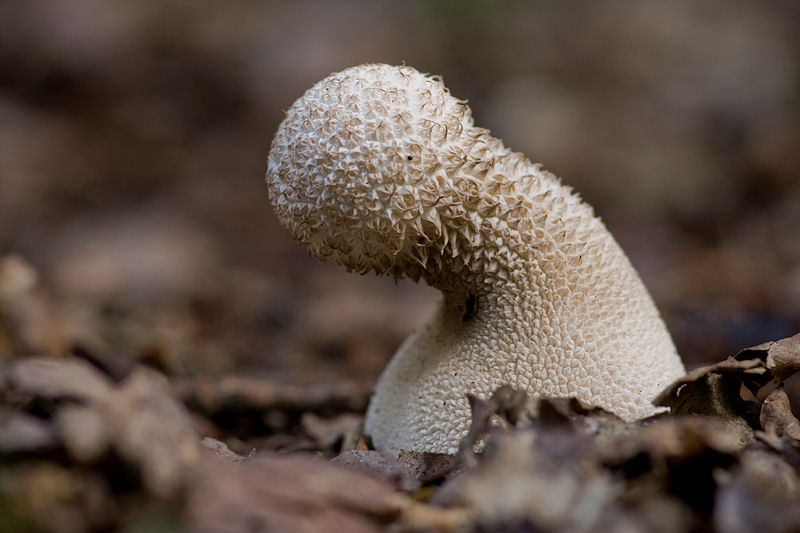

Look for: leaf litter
[4,283,800,533]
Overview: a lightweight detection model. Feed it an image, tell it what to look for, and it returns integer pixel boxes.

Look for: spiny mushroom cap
[267,64,686,455]
[267,63,517,285]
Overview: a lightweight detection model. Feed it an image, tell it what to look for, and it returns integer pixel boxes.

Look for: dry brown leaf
[105,367,200,497]
[187,450,403,533]
[536,398,631,444]
[433,430,616,530]
[654,357,766,425]
[300,412,363,450]
[397,450,456,485]
[8,358,200,497]
[331,450,420,491]
[56,405,109,462]
[734,340,777,361]
[0,255,38,300]
[600,416,751,466]
[173,375,371,416]
[0,409,56,453]
[189,449,474,533]
[432,389,759,530]
[714,449,800,533]
[200,437,248,463]
[10,358,113,403]
[758,385,800,449]
[449,385,538,469]
[733,333,800,385]
[765,333,800,382]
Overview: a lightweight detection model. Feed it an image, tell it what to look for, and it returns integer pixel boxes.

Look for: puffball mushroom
[266,64,685,456]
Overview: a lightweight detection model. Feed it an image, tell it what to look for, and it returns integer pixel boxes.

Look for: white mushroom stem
[267,64,686,456]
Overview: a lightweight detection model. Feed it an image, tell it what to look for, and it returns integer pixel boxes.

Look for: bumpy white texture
[267,64,686,456]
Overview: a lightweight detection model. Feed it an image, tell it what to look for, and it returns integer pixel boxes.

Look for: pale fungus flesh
[266,64,686,456]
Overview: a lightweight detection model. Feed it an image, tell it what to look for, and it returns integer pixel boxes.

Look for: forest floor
[2,258,800,532]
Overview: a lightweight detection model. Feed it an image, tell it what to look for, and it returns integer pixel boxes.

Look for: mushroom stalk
[267,64,685,456]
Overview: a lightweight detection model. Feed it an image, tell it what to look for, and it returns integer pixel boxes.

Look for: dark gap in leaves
[71,343,137,383]
[619,451,652,479]
[667,450,736,515]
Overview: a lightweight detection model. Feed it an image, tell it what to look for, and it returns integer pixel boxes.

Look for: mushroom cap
[267,64,489,282]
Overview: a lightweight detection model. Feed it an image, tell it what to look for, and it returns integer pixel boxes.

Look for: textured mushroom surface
[266,64,686,456]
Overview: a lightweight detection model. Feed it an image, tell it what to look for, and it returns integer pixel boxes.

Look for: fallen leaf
[397,450,456,485]
[765,333,800,382]
[0,409,56,453]
[8,358,200,498]
[331,450,420,491]
[174,375,371,415]
[200,437,248,463]
[433,430,616,530]
[654,357,765,425]
[714,449,800,533]
[758,385,800,449]
[0,254,37,300]
[600,416,751,466]
[56,405,109,462]
[187,450,404,533]
[300,412,363,450]
[10,358,113,403]
[451,385,537,468]
[104,367,200,497]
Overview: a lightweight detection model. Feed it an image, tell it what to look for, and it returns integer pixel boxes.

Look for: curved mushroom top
[267,64,685,456]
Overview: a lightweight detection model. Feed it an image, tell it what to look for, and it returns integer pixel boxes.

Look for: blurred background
[1,0,798,387]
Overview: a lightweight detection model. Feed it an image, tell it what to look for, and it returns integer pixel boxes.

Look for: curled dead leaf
[654,356,769,432]
[765,333,800,382]
[757,385,800,449]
